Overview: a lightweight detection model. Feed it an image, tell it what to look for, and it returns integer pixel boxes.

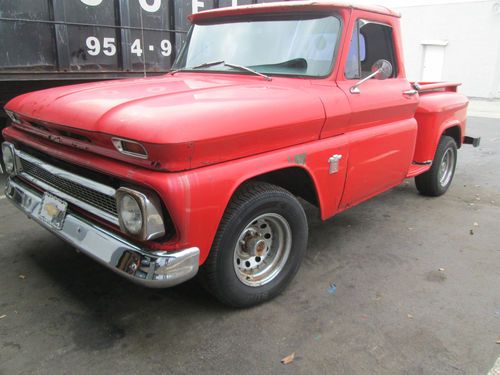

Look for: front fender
[164,135,349,263]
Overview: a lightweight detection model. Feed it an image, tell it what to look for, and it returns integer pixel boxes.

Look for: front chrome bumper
[5,177,199,288]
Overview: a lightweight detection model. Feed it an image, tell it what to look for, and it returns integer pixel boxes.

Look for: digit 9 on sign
[86,36,100,56]
[160,40,172,56]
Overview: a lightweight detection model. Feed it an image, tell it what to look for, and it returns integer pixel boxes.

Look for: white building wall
[393,0,500,99]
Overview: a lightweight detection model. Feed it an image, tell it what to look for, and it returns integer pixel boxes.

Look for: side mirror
[350,59,394,94]
[371,59,393,80]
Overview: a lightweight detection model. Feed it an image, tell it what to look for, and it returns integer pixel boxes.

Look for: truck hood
[6,74,326,170]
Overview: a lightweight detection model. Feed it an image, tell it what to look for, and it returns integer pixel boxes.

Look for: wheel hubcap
[438,148,455,187]
[233,213,292,287]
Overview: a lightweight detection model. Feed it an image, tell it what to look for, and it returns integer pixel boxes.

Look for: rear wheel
[415,135,458,196]
[200,182,308,308]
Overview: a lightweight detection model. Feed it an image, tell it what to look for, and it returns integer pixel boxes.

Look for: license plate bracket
[39,193,68,230]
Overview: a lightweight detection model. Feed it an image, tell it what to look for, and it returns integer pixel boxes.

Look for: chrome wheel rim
[438,148,455,187]
[233,213,292,287]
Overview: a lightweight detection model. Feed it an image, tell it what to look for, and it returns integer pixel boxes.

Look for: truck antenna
[139,8,147,78]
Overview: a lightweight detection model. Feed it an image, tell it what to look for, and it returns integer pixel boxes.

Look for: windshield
[173,14,341,78]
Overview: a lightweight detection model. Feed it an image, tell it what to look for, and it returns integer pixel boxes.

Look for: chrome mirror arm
[350,59,393,94]
[349,69,380,94]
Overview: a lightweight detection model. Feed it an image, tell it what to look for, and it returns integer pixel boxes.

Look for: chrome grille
[20,158,118,216]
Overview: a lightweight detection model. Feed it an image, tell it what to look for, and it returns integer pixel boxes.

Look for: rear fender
[413,93,467,163]
[415,117,463,163]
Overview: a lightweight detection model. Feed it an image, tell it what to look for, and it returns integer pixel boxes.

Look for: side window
[344,20,397,80]
[345,27,366,79]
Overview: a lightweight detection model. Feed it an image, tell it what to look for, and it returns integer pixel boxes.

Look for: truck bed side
[412,82,469,164]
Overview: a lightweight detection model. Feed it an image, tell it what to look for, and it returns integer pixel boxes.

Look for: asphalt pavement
[0,117,499,374]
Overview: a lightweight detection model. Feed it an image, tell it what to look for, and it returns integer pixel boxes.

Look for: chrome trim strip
[328,154,342,174]
[5,177,200,288]
[4,143,119,225]
[18,171,120,225]
[15,148,116,196]
[413,160,433,166]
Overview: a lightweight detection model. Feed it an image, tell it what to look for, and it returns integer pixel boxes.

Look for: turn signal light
[5,110,21,124]
[112,138,148,159]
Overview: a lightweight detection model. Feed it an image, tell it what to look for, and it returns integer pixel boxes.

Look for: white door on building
[421,41,448,82]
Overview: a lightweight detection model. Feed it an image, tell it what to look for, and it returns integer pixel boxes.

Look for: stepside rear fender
[413,92,468,163]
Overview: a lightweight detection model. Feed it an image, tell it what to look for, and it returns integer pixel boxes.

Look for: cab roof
[188,1,401,23]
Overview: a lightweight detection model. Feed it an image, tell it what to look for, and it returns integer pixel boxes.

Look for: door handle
[403,89,418,96]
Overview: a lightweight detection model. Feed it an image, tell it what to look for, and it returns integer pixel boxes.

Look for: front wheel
[415,135,458,196]
[200,182,308,308]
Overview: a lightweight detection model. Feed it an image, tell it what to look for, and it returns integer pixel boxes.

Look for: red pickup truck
[2,1,480,307]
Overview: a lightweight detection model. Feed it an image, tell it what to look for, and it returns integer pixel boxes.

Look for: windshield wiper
[170,60,226,76]
[191,60,226,70]
[223,62,272,81]
[170,60,272,81]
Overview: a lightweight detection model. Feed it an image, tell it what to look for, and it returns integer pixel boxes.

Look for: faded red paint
[3,2,469,264]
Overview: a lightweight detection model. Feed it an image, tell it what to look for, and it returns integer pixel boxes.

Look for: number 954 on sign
[85,36,172,57]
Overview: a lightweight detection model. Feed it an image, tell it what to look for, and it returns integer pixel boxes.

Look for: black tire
[200,182,308,308]
[415,135,458,196]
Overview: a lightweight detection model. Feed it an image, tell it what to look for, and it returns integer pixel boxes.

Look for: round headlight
[117,193,143,235]
[2,143,15,175]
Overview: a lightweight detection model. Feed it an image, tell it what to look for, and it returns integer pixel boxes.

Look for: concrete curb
[467,100,500,119]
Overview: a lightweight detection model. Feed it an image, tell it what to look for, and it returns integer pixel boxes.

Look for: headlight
[116,187,165,240]
[117,193,143,235]
[2,142,16,175]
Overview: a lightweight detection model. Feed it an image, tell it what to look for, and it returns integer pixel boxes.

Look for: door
[421,42,447,82]
[336,18,419,208]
